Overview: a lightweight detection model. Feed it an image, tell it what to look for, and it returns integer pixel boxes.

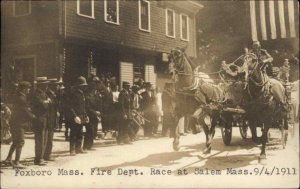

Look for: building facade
[1,0,202,89]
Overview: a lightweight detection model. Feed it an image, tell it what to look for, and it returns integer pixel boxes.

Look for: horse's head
[168,47,187,75]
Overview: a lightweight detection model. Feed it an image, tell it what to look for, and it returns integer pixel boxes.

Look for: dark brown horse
[245,53,289,159]
[168,47,225,154]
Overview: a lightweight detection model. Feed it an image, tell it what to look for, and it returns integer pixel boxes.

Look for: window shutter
[144,64,156,88]
[120,62,133,87]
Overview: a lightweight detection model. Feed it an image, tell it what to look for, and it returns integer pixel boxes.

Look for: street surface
[1,124,299,188]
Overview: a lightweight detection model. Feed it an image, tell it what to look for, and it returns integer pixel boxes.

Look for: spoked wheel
[239,120,249,139]
[220,119,232,146]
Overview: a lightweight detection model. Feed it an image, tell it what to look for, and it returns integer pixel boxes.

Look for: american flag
[249,0,299,41]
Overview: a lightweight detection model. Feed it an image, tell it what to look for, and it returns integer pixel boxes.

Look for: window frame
[138,0,151,32]
[13,0,32,17]
[180,13,189,41]
[104,0,120,25]
[77,0,95,19]
[165,8,176,38]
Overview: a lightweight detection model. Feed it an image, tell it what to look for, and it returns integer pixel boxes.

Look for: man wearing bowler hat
[31,77,51,166]
[83,76,101,150]
[4,81,36,169]
[69,76,89,155]
[117,81,132,144]
[140,82,156,137]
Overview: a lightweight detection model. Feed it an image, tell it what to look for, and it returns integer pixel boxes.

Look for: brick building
[1,0,202,89]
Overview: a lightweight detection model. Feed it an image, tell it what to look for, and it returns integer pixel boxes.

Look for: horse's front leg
[249,120,260,144]
[260,124,270,160]
[170,118,181,151]
[202,114,214,154]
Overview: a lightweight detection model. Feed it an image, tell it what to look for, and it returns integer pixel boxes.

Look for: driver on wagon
[249,41,273,76]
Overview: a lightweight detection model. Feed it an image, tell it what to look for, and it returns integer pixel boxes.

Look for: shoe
[87,148,96,151]
[44,157,55,161]
[12,162,26,169]
[124,141,133,145]
[3,159,12,165]
[70,151,76,156]
[76,149,88,154]
[34,161,47,166]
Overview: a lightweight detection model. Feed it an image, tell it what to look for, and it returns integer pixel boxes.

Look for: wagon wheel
[220,119,232,146]
[239,120,248,139]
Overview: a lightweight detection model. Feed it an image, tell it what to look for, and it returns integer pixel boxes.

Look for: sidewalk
[0,129,118,168]
[0,123,166,169]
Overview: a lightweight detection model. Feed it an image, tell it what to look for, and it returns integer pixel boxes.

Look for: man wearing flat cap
[31,77,51,166]
[4,81,36,169]
[69,76,89,155]
[117,81,132,144]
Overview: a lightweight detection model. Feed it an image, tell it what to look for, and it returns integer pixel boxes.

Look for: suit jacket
[46,88,58,129]
[31,88,49,129]
[140,91,156,115]
[118,89,132,119]
[10,92,35,128]
[101,87,113,114]
[85,90,99,122]
[69,88,88,123]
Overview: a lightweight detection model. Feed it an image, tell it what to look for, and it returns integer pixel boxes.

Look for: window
[13,0,31,17]
[77,0,94,19]
[166,9,175,38]
[139,0,151,32]
[104,0,119,24]
[180,14,189,41]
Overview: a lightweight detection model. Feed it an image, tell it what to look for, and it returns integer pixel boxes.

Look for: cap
[122,81,130,87]
[76,76,88,86]
[18,81,32,89]
[36,77,50,84]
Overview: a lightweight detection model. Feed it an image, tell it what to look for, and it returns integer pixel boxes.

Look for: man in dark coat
[101,79,114,133]
[69,76,89,155]
[44,79,60,161]
[83,76,101,150]
[31,77,50,166]
[4,81,36,169]
[140,82,156,137]
[117,81,132,144]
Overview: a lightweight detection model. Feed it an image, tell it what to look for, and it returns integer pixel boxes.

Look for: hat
[253,41,260,46]
[76,76,88,86]
[36,77,50,84]
[88,76,100,84]
[48,78,63,84]
[18,81,32,89]
[122,81,130,87]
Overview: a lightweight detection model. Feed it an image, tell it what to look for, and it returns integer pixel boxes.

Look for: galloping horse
[168,47,226,154]
[245,53,289,159]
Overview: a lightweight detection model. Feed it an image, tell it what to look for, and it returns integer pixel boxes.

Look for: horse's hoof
[173,142,180,151]
[203,147,211,154]
[259,154,266,160]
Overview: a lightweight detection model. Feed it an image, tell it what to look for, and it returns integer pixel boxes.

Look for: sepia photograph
[1,0,299,188]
